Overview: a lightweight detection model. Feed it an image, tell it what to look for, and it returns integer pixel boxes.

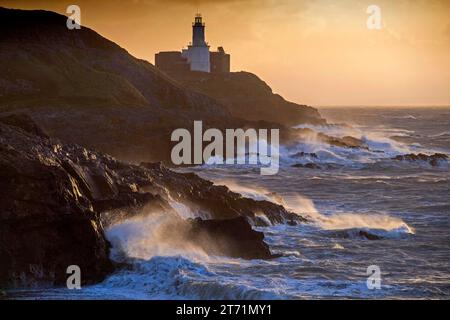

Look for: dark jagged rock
[319,134,365,149]
[392,153,448,166]
[358,230,383,241]
[0,115,305,287]
[327,229,383,241]
[289,127,366,149]
[292,151,318,159]
[187,217,275,259]
[0,120,113,287]
[292,163,322,170]
[139,162,305,226]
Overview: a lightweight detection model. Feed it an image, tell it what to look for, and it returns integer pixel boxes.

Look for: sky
[2,0,449,107]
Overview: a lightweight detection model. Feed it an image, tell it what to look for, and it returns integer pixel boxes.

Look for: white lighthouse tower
[182,14,210,73]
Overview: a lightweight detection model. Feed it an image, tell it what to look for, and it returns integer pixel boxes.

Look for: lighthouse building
[181,14,210,72]
[155,14,230,74]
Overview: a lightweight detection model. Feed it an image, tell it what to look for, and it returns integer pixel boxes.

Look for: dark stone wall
[210,49,230,74]
[155,51,190,73]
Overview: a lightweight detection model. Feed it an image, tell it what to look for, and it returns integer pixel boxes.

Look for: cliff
[164,71,326,126]
[0,8,229,117]
[0,7,324,164]
[0,7,238,163]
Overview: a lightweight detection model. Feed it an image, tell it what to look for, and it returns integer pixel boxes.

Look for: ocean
[10,107,450,299]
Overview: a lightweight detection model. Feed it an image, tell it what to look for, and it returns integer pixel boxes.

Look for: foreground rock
[392,153,448,166]
[0,115,304,287]
[0,116,113,287]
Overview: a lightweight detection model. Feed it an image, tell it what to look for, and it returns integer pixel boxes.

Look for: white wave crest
[282,194,414,236]
[286,123,440,168]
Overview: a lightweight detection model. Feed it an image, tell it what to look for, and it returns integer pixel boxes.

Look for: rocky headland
[0,114,304,288]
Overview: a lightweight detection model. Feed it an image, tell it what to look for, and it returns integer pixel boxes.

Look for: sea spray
[99,208,285,299]
[106,212,211,262]
[216,180,414,236]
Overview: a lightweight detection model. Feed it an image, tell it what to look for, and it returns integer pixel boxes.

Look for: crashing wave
[323,225,413,240]
[285,123,447,169]
[431,131,450,138]
[88,256,279,300]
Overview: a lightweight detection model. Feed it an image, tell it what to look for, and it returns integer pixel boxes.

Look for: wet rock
[286,219,297,226]
[139,162,305,226]
[291,163,322,170]
[187,217,275,259]
[320,134,365,149]
[0,115,305,287]
[292,151,318,159]
[358,230,383,240]
[0,121,115,287]
[392,153,448,166]
[328,229,384,241]
[291,127,366,149]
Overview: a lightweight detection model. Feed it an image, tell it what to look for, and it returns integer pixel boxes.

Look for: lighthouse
[181,14,211,72]
[192,14,207,46]
[155,14,230,74]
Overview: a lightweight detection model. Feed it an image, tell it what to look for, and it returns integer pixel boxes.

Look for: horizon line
[316,105,450,108]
